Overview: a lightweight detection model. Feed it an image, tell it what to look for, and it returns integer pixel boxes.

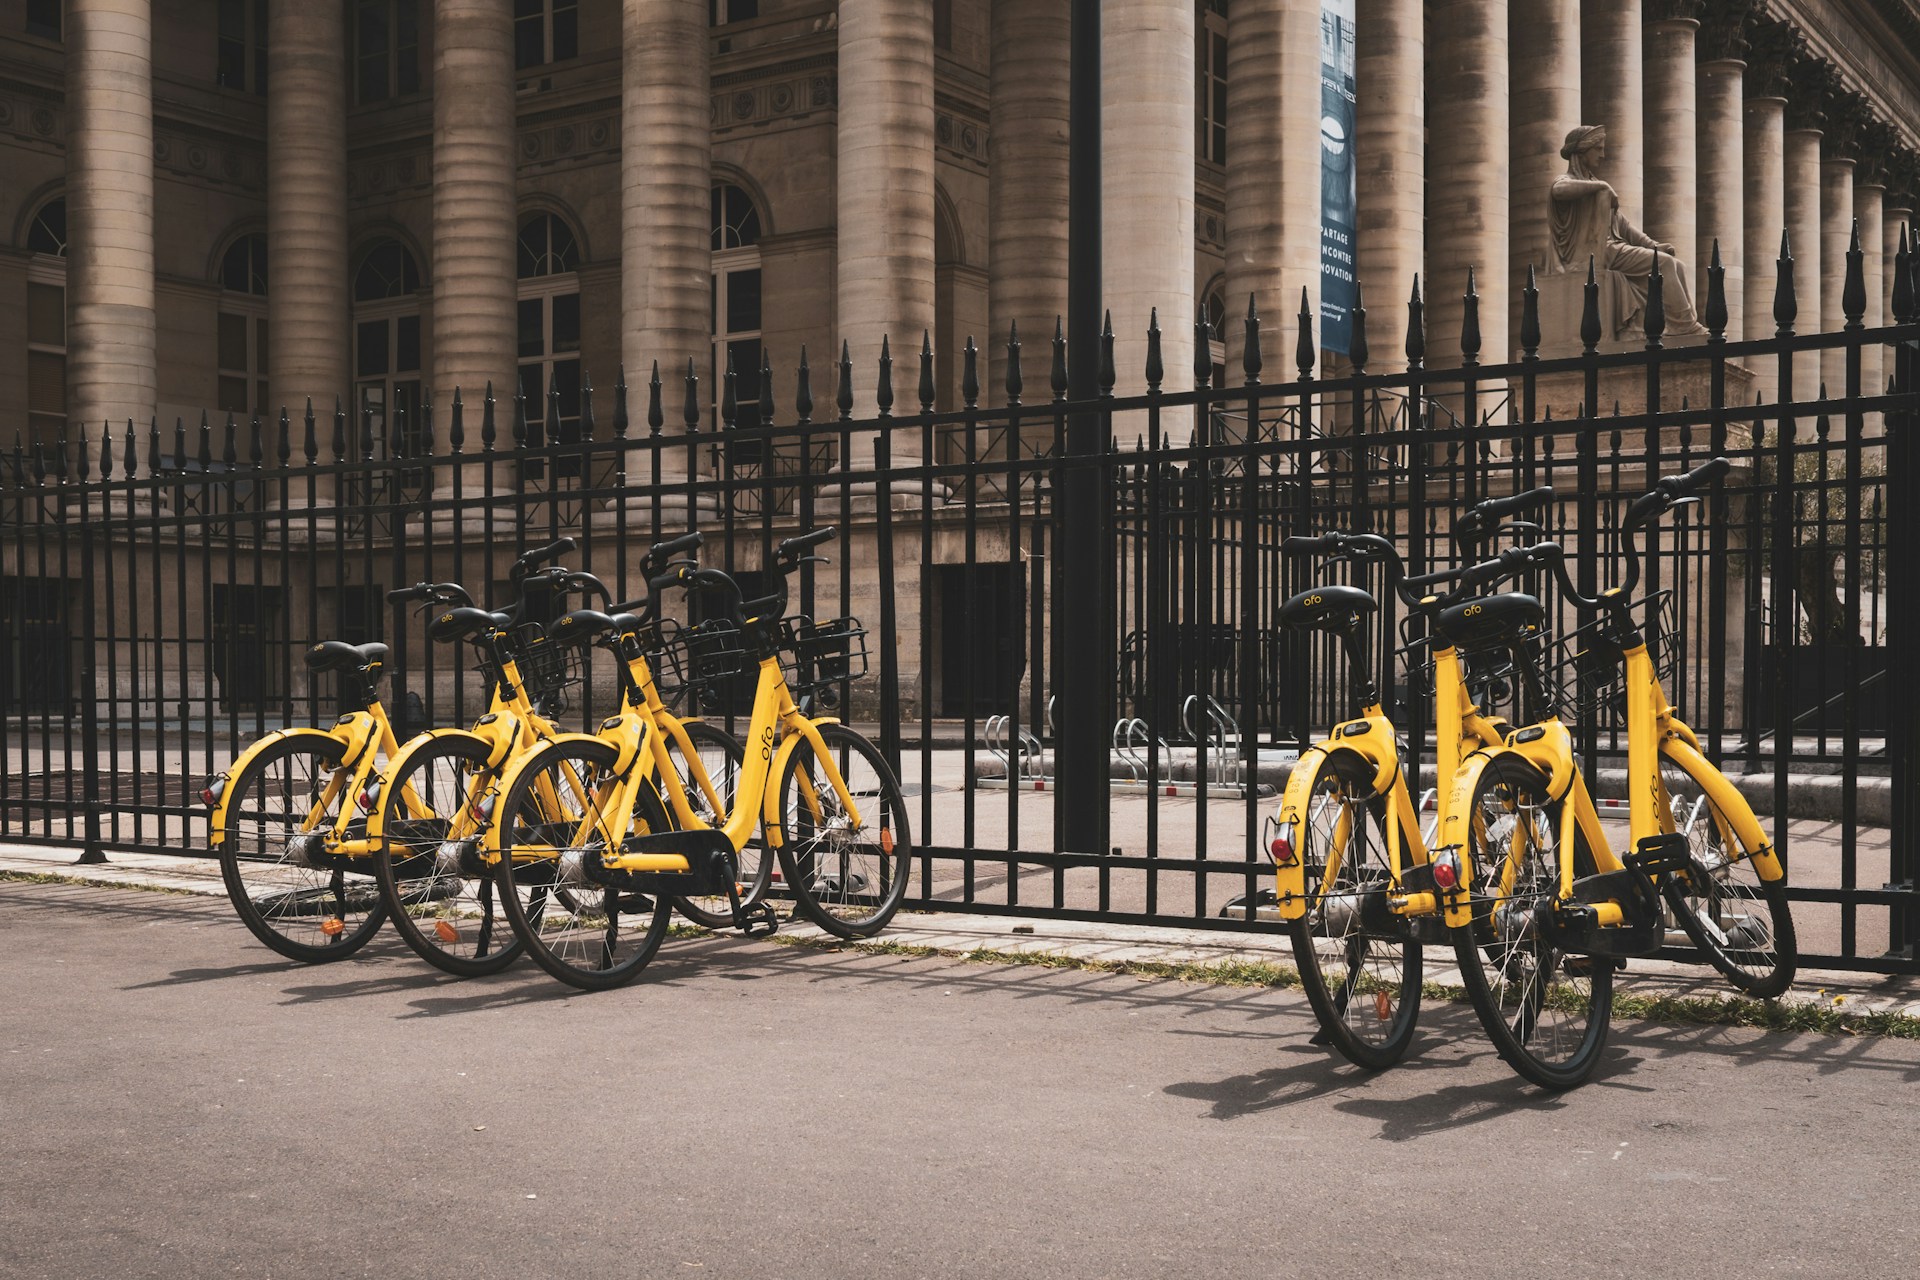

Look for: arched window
[351,238,425,460]
[217,233,270,417]
[26,198,67,465]
[517,213,582,463]
[711,185,763,455]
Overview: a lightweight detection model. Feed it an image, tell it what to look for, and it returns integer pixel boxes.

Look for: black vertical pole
[1056,0,1108,856]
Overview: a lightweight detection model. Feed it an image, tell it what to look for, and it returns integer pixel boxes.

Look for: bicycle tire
[774,724,911,939]
[217,736,387,963]
[1452,753,1614,1090]
[664,721,773,929]
[1284,750,1423,1071]
[491,738,675,991]
[1658,758,1797,998]
[372,734,524,977]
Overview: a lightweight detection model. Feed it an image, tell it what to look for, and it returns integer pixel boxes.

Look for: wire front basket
[1546,589,1678,727]
[504,621,585,715]
[779,615,871,698]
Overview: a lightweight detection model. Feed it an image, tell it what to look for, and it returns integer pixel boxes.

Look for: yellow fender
[482,731,613,854]
[1661,737,1784,883]
[1435,748,1514,929]
[364,727,491,841]
[207,725,349,847]
[761,717,841,848]
[1269,743,1333,921]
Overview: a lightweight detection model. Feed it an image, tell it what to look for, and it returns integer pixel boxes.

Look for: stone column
[1510,0,1581,351]
[1642,2,1700,290]
[1103,0,1194,397]
[1819,156,1854,396]
[1355,0,1423,341]
[65,0,155,437]
[1855,178,1883,397]
[1782,121,1822,399]
[1224,0,1320,373]
[1583,0,1643,220]
[1741,98,1785,401]
[267,0,350,425]
[1695,56,1744,339]
[623,0,709,478]
[837,0,935,467]
[1426,0,1509,374]
[987,0,1069,399]
[431,0,517,457]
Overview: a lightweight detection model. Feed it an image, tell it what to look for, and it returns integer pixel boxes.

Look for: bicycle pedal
[738,902,780,939]
[1627,833,1693,879]
[613,893,656,914]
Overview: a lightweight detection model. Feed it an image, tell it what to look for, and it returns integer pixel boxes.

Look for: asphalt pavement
[3,879,1917,1280]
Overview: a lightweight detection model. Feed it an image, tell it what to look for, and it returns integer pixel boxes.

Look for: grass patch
[0,868,201,898]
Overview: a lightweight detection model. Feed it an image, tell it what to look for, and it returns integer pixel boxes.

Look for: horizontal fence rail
[4,240,1919,975]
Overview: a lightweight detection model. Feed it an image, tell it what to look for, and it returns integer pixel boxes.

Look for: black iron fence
[5,233,1918,975]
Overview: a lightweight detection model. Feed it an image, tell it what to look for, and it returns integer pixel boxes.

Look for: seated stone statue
[1549,123,1708,339]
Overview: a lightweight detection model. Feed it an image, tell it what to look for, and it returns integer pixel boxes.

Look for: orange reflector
[320,917,346,937]
[879,827,895,855]
[434,920,461,944]
[1374,991,1392,1022]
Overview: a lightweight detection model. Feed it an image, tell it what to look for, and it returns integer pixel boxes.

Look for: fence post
[1887,230,1917,959]
[76,479,104,865]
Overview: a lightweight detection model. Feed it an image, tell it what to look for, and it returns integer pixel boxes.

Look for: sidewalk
[4,839,1916,1021]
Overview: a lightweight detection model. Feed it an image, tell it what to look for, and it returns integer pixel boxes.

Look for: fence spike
[1350,280,1370,372]
[961,337,979,410]
[684,356,702,430]
[32,434,45,483]
[1773,228,1797,333]
[1520,264,1541,357]
[1005,320,1024,405]
[918,329,936,413]
[166,418,179,474]
[1405,275,1425,367]
[221,412,238,467]
[1194,306,1213,388]
[197,411,213,468]
[645,362,664,435]
[721,348,738,428]
[837,341,855,420]
[275,407,291,466]
[1581,256,1602,353]
[76,421,92,480]
[1051,317,1069,400]
[758,349,775,425]
[1296,287,1315,378]
[361,401,376,460]
[1241,293,1263,384]
[1893,224,1914,324]
[449,386,465,452]
[877,334,895,416]
[481,382,498,451]
[545,368,563,439]
[512,376,528,447]
[248,412,263,466]
[1704,239,1729,339]
[1100,310,1117,394]
[1460,266,1482,362]
[1145,308,1164,390]
[1842,218,1866,327]
[126,420,139,480]
[1645,253,1667,347]
[797,346,816,424]
[613,366,630,439]
[580,369,596,437]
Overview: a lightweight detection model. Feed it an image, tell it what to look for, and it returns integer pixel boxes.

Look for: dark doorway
[0,576,73,715]
[937,563,1024,718]
[211,584,286,711]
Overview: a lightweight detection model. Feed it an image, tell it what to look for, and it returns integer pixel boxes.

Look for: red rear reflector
[1269,837,1295,866]
[201,787,217,806]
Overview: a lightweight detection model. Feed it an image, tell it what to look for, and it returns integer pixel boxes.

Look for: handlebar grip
[387,584,428,603]
[647,530,703,561]
[1282,534,1331,554]
[649,568,687,593]
[1456,485,1555,543]
[513,537,576,576]
[777,527,837,558]
[1670,456,1731,495]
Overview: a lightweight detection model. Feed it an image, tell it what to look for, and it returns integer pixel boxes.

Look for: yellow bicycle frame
[207,698,405,855]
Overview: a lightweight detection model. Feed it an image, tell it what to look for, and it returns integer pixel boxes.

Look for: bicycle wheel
[491,738,675,991]
[372,735,523,977]
[217,736,387,963]
[663,722,772,929]
[1452,754,1613,1090]
[1284,750,1423,1071]
[1659,758,1797,998]
[775,724,911,939]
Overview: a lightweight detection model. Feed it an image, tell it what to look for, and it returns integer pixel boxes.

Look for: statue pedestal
[1529,360,1756,450]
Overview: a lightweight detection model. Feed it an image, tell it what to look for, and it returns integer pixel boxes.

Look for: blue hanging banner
[1320,0,1358,355]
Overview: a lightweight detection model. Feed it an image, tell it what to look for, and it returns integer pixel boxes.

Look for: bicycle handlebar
[511,537,576,581]
[777,527,836,559]
[1453,485,1554,545]
[388,581,475,608]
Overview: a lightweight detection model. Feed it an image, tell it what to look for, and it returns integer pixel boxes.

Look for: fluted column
[66,0,155,436]
[1820,157,1854,395]
[987,0,1069,397]
[267,0,350,426]
[837,0,935,468]
[1510,0,1581,351]
[1696,56,1745,339]
[1855,178,1883,396]
[1583,0,1644,219]
[1224,0,1319,371]
[432,0,516,459]
[1103,0,1193,396]
[1782,122,1822,398]
[623,0,709,478]
[1742,95,1784,397]
[1355,0,1422,334]
[1643,3,1700,282]
[1426,0,1509,374]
